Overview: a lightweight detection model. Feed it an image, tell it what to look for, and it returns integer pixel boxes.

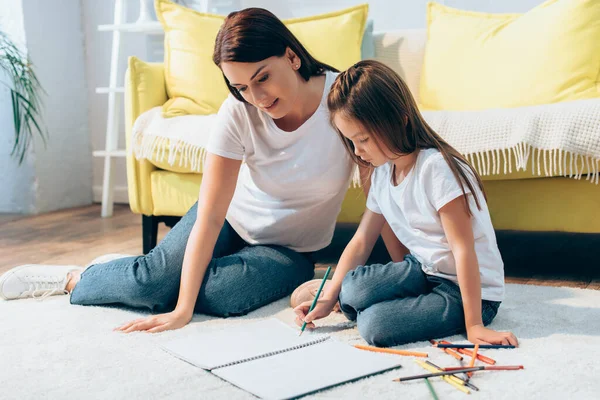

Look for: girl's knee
[357,310,398,347]
[339,266,369,307]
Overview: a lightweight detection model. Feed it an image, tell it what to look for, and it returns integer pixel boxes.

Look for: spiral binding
[215,335,331,370]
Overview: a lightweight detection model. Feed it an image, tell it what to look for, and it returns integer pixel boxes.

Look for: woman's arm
[117,153,242,333]
[359,165,409,262]
[439,196,518,346]
[294,209,386,328]
[174,153,242,316]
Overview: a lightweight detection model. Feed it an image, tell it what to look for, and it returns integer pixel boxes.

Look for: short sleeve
[205,95,245,160]
[365,169,382,214]
[422,154,473,211]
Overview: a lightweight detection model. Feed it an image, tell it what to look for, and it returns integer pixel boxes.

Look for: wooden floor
[1,204,598,290]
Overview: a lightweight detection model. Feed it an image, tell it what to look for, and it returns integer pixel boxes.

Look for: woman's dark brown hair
[327,60,486,215]
[213,8,338,102]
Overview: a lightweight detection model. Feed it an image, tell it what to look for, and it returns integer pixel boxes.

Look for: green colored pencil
[424,378,439,400]
[299,266,331,336]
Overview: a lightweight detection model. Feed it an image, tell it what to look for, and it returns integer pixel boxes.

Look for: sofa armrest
[125,56,168,215]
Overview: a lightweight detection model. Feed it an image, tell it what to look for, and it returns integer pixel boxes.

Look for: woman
[0,8,361,334]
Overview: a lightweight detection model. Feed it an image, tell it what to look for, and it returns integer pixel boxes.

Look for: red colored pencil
[443,365,524,371]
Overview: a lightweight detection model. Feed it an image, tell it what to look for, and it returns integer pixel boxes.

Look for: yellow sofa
[125,30,600,254]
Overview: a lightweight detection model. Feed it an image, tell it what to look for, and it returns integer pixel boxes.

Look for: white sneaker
[0,264,83,301]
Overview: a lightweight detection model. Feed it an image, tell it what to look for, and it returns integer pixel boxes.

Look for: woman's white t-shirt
[366,148,505,301]
[205,71,354,252]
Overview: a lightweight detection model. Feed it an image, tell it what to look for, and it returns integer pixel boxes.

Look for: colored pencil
[354,344,428,358]
[425,360,480,391]
[440,340,496,365]
[443,365,524,371]
[434,344,515,349]
[412,360,470,394]
[424,378,439,400]
[467,344,479,378]
[429,339,463,360]
[299,266,331,336]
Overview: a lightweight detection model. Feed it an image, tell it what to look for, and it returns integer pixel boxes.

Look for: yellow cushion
[420,0,600,111]
[155,0,368,117]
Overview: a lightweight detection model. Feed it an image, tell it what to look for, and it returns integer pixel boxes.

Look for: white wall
[21,0,92,213]
[0,0,92,213]
[0,0,36,213]
[84,0,546,204]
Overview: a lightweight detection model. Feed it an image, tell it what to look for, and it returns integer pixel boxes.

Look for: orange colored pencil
[354,344,428,358]
[430,340,463,361]
[440,340,496,365]
[467,344,479,377]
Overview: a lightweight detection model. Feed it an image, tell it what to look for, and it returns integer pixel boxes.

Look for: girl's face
[221,52,301,120]
[333,113,393,167]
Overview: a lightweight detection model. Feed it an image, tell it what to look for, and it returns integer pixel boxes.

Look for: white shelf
[98,22,163,34]
[96,87,125,94]
[93,150,127,158]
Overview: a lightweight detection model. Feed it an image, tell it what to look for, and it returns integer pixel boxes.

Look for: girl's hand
[114,310,192,334]
[293,296,337,330]
[467,324,519,346]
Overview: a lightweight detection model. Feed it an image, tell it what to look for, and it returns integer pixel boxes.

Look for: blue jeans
[70,203,315,317]
[339,255,500,347]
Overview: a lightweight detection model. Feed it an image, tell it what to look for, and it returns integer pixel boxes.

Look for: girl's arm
[294,209,386,328]
[117,153,242,333]
[359,165,409,262]
[439,196,518,346]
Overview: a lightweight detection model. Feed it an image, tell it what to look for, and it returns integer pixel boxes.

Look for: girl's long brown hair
[213,8,338,102]
[327,60,486,215]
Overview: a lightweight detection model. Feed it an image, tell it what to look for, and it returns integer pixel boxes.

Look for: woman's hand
[293,296,337,330]
[467,324,519,346]
[114,310,193,334]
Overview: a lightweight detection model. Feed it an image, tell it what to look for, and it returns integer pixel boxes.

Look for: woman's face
[221,51,301,120]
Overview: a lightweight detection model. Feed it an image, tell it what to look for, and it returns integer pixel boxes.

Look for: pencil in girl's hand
[299,266,331,336]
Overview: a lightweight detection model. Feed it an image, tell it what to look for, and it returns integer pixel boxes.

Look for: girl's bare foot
[65,270,82,293]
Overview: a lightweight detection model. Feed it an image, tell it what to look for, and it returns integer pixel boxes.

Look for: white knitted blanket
[132,99,600,184]
[422,98,600,184]
[131,107,217,173]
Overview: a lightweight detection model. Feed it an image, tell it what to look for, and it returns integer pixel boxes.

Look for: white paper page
[213,339,402,400]
[161,318,327,370]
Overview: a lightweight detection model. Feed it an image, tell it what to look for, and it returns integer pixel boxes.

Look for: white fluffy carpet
[1,283,599,400]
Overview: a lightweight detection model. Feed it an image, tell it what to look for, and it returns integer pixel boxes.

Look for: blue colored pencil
[434,344,515,349]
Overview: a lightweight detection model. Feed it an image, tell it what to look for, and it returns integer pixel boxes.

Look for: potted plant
[0,31,46,164]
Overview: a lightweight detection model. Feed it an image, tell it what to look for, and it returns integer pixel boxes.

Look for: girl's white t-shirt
[366,148,505,301]
[205,71,354,252]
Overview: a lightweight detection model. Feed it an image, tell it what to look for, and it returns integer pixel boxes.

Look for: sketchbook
[161,318,402,399]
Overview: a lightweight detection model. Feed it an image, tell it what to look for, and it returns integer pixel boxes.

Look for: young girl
[294,60,518,347]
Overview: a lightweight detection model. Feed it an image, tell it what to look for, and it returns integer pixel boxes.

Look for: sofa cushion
[372,30,427,106]
[420,0,600,111]
[156,0,368,117]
